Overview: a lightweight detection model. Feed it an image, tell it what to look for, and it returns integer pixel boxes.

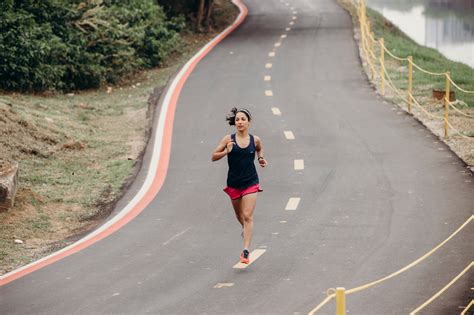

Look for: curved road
[1,0,473,314]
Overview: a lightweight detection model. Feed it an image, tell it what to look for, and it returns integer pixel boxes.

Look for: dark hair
[226,107,252,126]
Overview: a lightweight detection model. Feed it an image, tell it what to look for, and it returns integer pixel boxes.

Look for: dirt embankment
[338,0,474,170]
[0,0,238,275]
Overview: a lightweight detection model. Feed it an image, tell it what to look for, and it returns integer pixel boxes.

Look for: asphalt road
[1,0,473,314]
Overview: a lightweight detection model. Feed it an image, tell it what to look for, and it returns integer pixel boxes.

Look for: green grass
[27,215,52,231]
[0,29,232,274]
[0,0,239,274]
[366,7,474,107]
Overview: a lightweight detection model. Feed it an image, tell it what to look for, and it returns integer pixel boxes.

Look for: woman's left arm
[255,136,268,167]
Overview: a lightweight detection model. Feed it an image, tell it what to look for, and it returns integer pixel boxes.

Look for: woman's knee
[243,213,253,223]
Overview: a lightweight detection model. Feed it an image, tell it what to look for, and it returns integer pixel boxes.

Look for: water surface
[366,0,474,68]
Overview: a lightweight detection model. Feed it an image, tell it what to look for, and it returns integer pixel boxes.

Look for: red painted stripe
[0,0,248,287]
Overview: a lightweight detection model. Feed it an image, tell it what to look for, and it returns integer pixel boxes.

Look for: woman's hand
[212,135,233,162]
[226,140,234,153]
[258,157,267,167]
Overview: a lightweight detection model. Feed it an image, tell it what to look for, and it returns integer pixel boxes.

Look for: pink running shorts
[223,184,263,200]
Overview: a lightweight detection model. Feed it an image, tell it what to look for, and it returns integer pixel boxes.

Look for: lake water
[365,0,474,69]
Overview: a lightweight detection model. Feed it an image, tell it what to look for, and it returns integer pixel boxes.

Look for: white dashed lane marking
[269,52,276,57]
[272,107,281,115]
[290,21,295,25]
[264,75,271,81]
[281,34,287,39]
[233,249,266,269]
[294,159,304,170]
[284,131,295,140]
[265,90,273,96]
[285,198,300,211]
[214,283,235,289]
[286,27,291,31]
[274,42,282,47]
[265,63,273,69]
[162,227,191,246]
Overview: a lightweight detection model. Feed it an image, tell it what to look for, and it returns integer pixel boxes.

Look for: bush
[0,0,184,91]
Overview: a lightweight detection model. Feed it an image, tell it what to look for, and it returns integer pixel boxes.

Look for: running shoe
[240,249,250,264]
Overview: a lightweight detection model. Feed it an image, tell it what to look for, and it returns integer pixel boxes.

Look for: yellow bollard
[379,38,385,96]
[444,72,450,138]
[408,56,413,113]
[370,31,375,52]
[366,20,371,47]
[336,287,346,315]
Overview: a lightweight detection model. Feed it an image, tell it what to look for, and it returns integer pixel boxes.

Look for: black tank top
[227,133,259,189]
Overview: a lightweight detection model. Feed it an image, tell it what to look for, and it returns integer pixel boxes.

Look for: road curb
[0,0,248,287]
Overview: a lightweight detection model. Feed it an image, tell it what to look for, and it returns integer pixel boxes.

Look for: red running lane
[0,0,248,287]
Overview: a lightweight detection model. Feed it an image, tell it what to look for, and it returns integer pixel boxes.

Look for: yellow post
[408,56,413,113]
[357,0,362,19]
[380,38,385,96]
[444,72,450,138]
[367,20,371,42]
[336,287,346,315]
[370,31,375,53]
[370,31,376,79]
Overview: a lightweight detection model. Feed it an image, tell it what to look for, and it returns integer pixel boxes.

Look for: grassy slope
[338,0,473,166]
[366,7,474,107]
[0,0,238,274]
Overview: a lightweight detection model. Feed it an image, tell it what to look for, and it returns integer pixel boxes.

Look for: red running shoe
[240,249,250,264]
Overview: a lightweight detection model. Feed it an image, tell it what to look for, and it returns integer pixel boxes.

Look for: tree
[157,0,214,31]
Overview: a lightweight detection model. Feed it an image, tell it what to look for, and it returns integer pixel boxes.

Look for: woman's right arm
[212,135,232,162]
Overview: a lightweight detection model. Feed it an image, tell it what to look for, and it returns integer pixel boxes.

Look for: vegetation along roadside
[339,0,474,169]
[0,0,238,275]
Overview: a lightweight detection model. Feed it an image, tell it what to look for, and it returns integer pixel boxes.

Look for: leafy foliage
[0,0,184,91]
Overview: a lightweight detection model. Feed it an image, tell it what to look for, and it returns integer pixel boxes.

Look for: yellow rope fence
[356,0,473,140]
[309,216,474,314]
[308,1,474,313]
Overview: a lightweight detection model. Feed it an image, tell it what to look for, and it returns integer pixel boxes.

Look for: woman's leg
[241,193,258,249]
[231,198,244,227]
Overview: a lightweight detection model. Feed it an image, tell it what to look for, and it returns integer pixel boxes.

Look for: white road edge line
[233,249,266,269]
[0,0,249,284]
[285,198,300,211]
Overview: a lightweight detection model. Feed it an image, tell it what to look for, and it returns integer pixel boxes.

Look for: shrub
[0,0,184,92]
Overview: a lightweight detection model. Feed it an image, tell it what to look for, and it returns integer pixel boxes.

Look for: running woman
[212,108,268,264]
